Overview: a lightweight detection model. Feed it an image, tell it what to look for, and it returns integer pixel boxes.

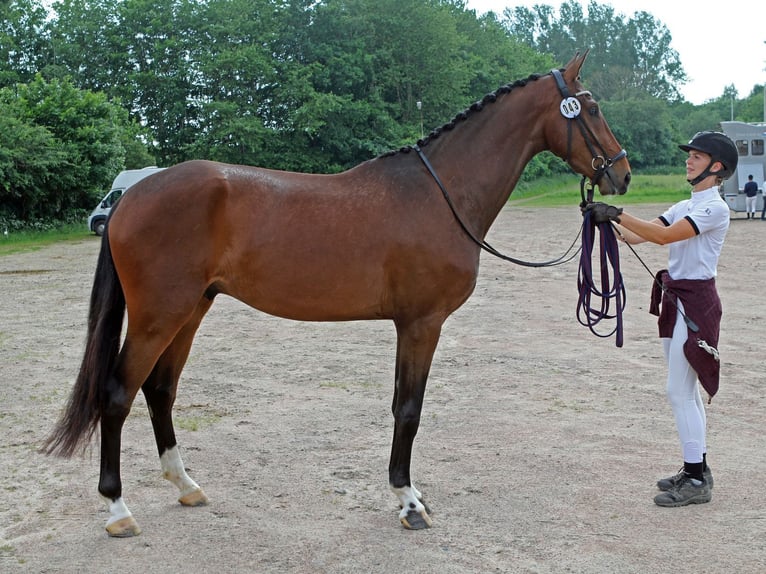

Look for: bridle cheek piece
[551,68,626,203]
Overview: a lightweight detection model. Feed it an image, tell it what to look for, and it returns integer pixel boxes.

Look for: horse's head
[545,51,631,196]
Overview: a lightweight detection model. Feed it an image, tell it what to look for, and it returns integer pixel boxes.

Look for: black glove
[583,202,622,224]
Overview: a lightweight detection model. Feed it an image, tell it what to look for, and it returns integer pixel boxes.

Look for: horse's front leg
[391,482,431,529]
[389,316,443,530]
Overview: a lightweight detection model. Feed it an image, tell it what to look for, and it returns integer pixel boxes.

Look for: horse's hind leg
[99,333,177,537]
[99,372,142,537]
[389,315,443,530]
[99,299,211,537]
[142,299,212,507]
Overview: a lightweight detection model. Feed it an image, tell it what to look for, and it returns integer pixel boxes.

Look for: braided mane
[382,72,544,158]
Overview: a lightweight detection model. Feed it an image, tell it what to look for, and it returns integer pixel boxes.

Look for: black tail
[42,230,125,457]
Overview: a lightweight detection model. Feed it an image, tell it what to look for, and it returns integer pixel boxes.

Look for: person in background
[743,174,758,219]
[762,178,766,220]
[584,131,738,507]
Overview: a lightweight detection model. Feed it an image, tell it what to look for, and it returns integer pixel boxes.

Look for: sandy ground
[1,203,764,573]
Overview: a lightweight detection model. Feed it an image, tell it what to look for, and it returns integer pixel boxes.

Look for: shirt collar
[690,185,719,202]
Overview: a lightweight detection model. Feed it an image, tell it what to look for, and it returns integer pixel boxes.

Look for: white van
[87,166,165,235]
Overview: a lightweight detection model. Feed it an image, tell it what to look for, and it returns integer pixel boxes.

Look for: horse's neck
[423,92,547,238]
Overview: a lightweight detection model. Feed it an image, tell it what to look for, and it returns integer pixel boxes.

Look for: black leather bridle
[550,68,627,205]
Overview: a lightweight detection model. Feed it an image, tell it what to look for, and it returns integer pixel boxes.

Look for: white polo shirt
[659,186,730,281]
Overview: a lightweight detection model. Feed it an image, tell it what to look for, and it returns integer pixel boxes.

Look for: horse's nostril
[622,172,632,193]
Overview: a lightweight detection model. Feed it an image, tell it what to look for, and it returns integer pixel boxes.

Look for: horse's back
[112,159,401,233]
[106,159,478,322]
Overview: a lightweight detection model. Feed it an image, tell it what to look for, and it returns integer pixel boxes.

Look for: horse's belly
[223,263,391,322]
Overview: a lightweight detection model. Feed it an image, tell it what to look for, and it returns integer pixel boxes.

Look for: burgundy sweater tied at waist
[649,269,722,399]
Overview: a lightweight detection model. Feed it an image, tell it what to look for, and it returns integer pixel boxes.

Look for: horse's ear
[563,50,589,81]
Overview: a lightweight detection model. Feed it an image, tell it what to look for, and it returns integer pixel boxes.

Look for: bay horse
[44,52,630,536]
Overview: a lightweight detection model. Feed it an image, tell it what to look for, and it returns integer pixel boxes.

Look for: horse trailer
[719,121,765,216]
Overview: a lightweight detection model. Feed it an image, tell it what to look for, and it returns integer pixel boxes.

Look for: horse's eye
[589,105,599,117]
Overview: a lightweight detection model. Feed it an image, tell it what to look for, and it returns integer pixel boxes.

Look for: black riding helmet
[679,131,738,185]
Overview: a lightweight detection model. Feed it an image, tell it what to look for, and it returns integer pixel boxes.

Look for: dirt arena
[1,204,764,573]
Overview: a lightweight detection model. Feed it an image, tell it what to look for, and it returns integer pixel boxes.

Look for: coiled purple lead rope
[577,213,625,347]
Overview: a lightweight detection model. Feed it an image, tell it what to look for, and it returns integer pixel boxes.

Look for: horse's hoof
[400,508,432,530]
[179,488,209,507]
[105,516,142,537]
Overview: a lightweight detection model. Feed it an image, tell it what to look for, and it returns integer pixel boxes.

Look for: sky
[465,0,766,106]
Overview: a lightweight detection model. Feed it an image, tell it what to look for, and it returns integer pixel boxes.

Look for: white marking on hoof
[106,516,142,537]
[391,484,431,528]
[103,496,141,537]
[161,446,206,504]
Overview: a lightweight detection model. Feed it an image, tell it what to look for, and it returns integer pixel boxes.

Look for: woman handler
[585,131,738,507]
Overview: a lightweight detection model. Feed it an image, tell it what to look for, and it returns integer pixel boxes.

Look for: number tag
[559,97,581,119]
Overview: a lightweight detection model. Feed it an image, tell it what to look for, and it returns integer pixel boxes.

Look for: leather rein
[413,144,582,267]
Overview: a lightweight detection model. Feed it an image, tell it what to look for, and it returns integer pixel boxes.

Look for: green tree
[51,0,201,165]
[0,0,52,87]
[0,108,68,223]
[113,0,201,165]
[601,98,676,169]
[0,75,130,220]
[296,0,558,170]
[302,0,474,158]
[737,84,765,123]
[185,0,308,168]
[451,8,557,100]
[48,0,123,91]
[502,1,686,102]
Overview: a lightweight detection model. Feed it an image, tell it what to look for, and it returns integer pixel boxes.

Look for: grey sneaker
[654,475,711,507]
[657,466,713,491]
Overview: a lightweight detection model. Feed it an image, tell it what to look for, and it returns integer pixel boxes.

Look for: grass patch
[175,414,222,432]
[0,224,93,256]
[509,172,689,207]
[319,381,349,391]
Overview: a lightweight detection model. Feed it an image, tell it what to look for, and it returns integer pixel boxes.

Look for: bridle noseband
[550,68,626,204]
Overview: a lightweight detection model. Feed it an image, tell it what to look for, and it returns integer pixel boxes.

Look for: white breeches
[662,302,706,464]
